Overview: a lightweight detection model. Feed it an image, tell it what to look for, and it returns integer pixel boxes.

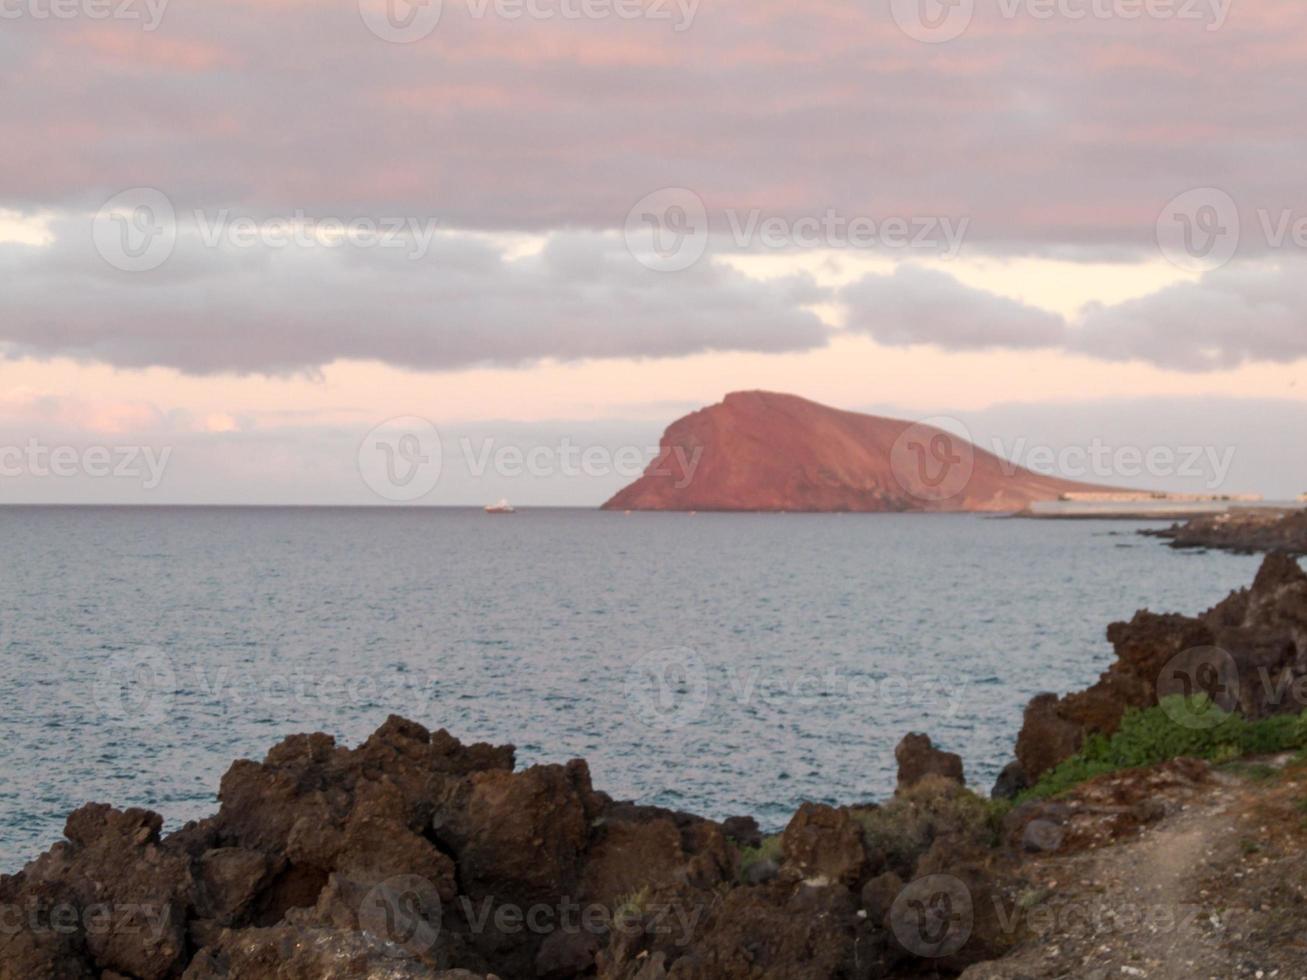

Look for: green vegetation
[853,777,1010,874]
[1019,696,1307,803]
[735,834,783,883]
[613,885,652,922]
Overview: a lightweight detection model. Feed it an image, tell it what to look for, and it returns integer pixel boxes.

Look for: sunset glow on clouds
[2,0,1306,501]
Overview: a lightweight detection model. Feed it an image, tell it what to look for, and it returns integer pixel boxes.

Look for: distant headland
[602,391,1118,513]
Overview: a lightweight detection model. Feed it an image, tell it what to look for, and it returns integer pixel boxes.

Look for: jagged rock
[432,760,597,908]
[895,733,965,791]
[1146,508,1307,555]
[181,921,487,979]
[578,818,689,906]
[990,761,1028,801]
[781,803,867,886]
[535,928,601,978]
[1,714,1016,980]
[860,870,904,927]
[1013,694,1087,782]
[720,815,762,849]
[908,840,1017,970]
[1015,553,1307,779]
[598,878,870,980]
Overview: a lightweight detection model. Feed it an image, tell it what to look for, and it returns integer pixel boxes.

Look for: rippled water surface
[0,506,1264,871]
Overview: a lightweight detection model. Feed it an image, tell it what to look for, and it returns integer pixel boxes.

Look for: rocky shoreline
[4,554,1307,979]
[1142,507,1307,555]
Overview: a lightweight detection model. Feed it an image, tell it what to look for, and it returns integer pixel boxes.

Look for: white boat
[484,498,516,514]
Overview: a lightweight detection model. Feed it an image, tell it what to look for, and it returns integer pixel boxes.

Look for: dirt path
[963,757,1307,979]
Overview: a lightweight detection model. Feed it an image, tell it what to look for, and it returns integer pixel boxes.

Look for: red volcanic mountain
[603,391,1117,513]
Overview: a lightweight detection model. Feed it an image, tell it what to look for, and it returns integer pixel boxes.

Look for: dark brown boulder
[780,803,867,886]
[861,870,905,927]
[895,733,965,791]
[431,760,596,908]
[0,804,195,980]
[597,878,869,980]
[719,815,762,849]
[989,761,1028,801]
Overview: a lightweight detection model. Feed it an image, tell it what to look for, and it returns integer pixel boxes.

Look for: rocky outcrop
[1012,552,1307,781]
[895,733,965,791]
[1,717,1018,980]
[1145,508,1307,555]
[602,390,1121,513]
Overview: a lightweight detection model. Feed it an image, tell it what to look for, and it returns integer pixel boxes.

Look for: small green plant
[613,885,652,923]
[735,834,783,883]
[1019,698,1307,803]
[853,777,1010,875]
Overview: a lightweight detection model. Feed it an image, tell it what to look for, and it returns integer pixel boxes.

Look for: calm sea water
[0,507,1265,872]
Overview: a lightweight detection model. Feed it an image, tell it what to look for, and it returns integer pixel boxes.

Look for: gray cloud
[840,265,1066,350]
[1072,262,1307,371]
[0,221,829,374]
[840,260,1307,371]
[1,2,1304,257]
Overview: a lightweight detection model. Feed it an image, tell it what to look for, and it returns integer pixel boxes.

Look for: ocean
[0,506,1264,872]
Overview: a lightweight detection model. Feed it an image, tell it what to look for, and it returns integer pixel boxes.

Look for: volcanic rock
[896,732,966,791]
[1014,552,1307,780]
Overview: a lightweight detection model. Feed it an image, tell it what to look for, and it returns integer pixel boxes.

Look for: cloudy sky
[1,0,1305,503]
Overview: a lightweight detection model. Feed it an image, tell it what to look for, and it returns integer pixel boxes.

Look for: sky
[1,0,1305,503]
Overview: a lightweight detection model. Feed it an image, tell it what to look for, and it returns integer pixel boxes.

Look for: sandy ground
[962,755,1307,980]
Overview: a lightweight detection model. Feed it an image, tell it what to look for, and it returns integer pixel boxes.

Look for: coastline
[4,554,1307,978]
